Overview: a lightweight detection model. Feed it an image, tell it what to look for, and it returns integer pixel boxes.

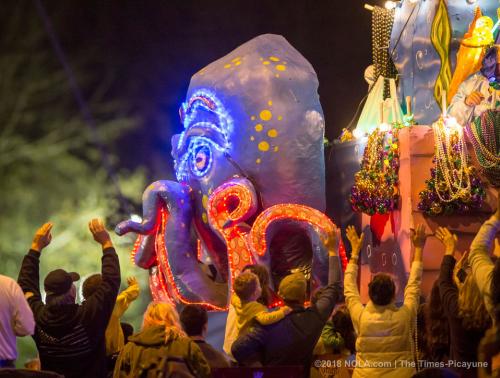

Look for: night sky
[24,0,375,179]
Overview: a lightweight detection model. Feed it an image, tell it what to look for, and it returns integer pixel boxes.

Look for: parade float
[332,0,499,300]
[116,1,500,307]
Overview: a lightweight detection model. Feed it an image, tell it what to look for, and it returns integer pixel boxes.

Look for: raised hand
[410,224,428,249]
[346,225,364,260]
[435,227,458,256]
[321,227,339,256]
[89,218,113,249]
[127,276,138,287]
[31,223,53,253]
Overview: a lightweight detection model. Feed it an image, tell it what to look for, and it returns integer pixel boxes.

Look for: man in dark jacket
[231,230,342,369]
[18,219,121,378]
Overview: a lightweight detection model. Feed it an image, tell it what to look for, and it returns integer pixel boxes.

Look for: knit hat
[278,272,307,302]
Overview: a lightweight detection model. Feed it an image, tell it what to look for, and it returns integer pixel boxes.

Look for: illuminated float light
[385,1,397,10]
[130,235,143,265]
[155,207,227,311]
[249,204,336,257]
[175,89,234,182]
[353,128,365,139]
[378,122,391,132]
[248,204,348,270]
[130,214,142,223]
[207,179,257,286]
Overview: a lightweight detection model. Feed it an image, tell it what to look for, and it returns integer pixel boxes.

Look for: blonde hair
[457,274,491,331]
[142,302,186,338]
[234,271,260,302]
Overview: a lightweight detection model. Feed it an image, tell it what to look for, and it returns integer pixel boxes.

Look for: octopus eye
[190,144,212,177]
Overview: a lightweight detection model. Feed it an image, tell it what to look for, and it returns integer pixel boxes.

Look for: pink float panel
[357,126,498,303]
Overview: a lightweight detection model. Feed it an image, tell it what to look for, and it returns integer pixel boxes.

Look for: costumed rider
[448,33,500,126]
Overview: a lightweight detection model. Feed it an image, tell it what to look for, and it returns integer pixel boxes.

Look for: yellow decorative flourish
[431,0,452,111]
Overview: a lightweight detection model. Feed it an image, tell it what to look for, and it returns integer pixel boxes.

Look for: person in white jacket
[468,188,500,322]
[0,274,35,367]
[344,224,427,378]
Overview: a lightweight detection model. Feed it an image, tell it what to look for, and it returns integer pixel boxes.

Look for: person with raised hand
[18,218,121,378]
[343,224,426,378]
[436,226,491,378]
[231,227,343,370]
[468,189,500,322]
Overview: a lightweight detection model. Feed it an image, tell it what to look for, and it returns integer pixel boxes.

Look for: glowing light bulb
[379,122,391,132]
[385,1,397,10]
[353,128,364,139]
[130,214,142,223]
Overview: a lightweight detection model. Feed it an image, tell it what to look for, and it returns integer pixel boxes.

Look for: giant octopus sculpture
[116,34,344,310]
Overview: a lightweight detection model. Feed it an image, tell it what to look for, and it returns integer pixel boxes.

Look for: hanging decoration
[466,108,500,187]
[418,116,486,216]
[430,0,453,112]
[372,6,398,99]
[350,125,401,216]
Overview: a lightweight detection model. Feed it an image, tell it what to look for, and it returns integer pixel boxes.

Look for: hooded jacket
[18,248,120,378]
[113,325,210,378]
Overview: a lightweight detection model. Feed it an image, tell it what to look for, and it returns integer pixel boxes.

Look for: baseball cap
[278,272,307,302]
[44,269,80,296]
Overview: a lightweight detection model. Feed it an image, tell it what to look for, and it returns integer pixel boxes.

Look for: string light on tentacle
[130,235,143,265]
[207,179,257,287]
[155,207,227,311]
[248,204,347,267]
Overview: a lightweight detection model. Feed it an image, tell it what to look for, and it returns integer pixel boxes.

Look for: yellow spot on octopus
[276,64,286,71]
[251,115,256,121]
[235,61,242,66]
[224,64,231,69]
[256,158,262,164]
[278,115,283,121]
[267,129,278,138]
[202,195,208,209]
[275,74,280,78]
[263,61,270,65]
[258,141,270,151]
[269,56,280,62]
[259,110,272,121]
[231,57,241,62]
[255,124,263,132]
[268,100,273,106]
[202,213,208,223]
[274,146,279,152]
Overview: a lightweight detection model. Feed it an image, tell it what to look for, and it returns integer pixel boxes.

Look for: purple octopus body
[116,34,332,309]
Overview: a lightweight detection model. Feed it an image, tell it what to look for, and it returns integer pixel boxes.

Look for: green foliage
[0,4,152,366]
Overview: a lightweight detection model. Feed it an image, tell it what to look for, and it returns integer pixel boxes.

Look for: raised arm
[343,226,365,330]
[18,222,53,318]
[314,228,343,320]
[105,276,140,355]
[403,224,426,311]
[82,219,121,327]
[435,227,460,317]
[468,191,500,318]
